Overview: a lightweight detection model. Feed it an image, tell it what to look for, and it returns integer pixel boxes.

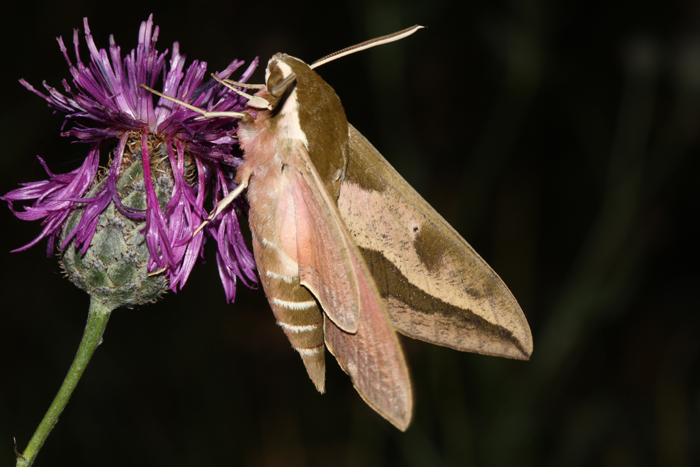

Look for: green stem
[16,297,115,467]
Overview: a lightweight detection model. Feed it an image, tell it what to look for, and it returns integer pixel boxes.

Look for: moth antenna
[210,74,272,110]
[192,172,251,237]
[310,25,424,69]
[140,84,246,119]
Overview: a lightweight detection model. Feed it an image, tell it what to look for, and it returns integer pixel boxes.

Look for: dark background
[1,1,698,466]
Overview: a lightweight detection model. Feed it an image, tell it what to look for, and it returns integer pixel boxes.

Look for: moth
[144,26,532,431]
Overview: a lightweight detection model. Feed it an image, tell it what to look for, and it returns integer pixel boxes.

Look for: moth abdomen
[267,281,326,392]
[253,234,327,392]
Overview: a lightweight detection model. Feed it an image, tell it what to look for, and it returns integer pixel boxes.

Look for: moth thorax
[280,56,349,195]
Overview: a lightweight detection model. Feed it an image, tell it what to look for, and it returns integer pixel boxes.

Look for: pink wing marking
[289,164,412,429]
[291,167,360,333]
[324,248,413,431]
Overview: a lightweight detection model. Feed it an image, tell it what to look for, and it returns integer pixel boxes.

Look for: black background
[1,1,698,466]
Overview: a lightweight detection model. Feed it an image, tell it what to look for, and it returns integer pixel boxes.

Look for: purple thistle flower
[2,15,258,304]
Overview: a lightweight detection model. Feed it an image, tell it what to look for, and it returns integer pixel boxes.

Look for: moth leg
[221,78,265,89]
[209,74,271,110]
[146,170,250,277]
[192,171,250,236]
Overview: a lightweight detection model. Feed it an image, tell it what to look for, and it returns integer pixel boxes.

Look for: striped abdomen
[247,173,326,393]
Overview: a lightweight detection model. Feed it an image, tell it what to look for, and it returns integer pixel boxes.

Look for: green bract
[61,135,170,308]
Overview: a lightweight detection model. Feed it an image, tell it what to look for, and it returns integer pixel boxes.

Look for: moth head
[263,54,301,111]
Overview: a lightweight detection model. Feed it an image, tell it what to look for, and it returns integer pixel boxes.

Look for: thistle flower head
[2,15,258,306]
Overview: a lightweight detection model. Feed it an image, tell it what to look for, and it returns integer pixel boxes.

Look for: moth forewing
[338,127,533,360]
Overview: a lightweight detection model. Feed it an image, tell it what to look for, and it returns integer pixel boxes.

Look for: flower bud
[61,134,170,308]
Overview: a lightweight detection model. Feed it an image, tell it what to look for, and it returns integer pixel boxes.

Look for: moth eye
[267,69,295,97]
[267,69,281,89]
